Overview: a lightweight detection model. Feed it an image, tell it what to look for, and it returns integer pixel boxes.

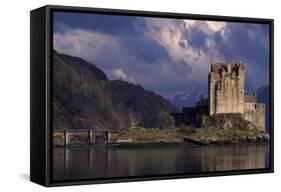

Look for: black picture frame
[30,5,274,187]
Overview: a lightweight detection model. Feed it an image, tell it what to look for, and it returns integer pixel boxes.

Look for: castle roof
[244,95,257,103]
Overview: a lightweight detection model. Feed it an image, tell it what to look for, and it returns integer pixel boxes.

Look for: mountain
[172,91,206,108]
[255,85,270,132]
[53,50,178,131]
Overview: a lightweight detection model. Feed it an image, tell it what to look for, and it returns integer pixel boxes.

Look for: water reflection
[53,144,270,181]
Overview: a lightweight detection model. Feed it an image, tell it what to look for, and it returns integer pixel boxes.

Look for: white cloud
[54,28,121,65]
[206,21,226,32]
[111,68,135,83]
[184,20,227,35]
[145,18,199,62]
[184,20,196,29]
[113,68,127,79]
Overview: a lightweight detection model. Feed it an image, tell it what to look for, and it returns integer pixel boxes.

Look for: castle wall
[256,104,266,131]
[244,103,266,131]
[244,103,257,125]
[182,107,197,125]
[208,73,216,115]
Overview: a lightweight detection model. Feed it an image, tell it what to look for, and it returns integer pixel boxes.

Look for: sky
[53,11,270,99]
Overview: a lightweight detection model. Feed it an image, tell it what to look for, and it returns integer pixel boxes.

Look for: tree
[157,111,175,129]
[128,111,140,127]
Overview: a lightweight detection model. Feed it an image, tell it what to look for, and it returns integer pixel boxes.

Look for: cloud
[211,22,270,91]
[54,13,270,99]
[112,68,127,79]
[54,27,127,71]
[144,18,269,92]
[54,11,145,36]
[143,18,227,86]
[110,68,136,83]
[120,36,170,64]
[206,21,227,32]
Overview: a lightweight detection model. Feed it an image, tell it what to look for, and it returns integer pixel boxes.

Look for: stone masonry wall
[256,103,266,131]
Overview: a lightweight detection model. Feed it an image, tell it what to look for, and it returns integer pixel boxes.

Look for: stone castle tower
[208,60,266,130]
[209,60,245,115]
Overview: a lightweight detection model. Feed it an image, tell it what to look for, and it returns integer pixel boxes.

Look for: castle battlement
[210,60,244,75]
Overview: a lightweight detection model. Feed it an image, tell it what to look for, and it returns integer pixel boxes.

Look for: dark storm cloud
[54,11,171,66]
[120,36,171,64]
[176,21,269,92]
[213,31,223,43]
[184,28,208,52]
[132,64,206,99]
[212,23,270,91]
[173,59,192,76]
[216,23,269,65]
[54,11,145,35]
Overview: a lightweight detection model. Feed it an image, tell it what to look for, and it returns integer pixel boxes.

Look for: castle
[171,60,266,131]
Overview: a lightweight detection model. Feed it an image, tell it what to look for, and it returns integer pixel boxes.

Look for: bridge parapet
[53,129,120,146]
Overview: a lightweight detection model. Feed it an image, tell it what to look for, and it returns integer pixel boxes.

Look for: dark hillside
[53,50,177,131]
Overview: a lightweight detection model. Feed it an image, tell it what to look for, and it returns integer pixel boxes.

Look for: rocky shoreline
[113,135,270,146]
[54,133,269,148]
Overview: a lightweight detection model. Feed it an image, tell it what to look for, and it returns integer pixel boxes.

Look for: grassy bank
[117,127,181,142]
[116,123,269,144]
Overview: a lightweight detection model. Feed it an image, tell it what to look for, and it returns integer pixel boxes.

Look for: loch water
[53,143,270,181]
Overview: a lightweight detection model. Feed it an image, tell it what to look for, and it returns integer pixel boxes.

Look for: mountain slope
[172,91,206,108]
[53,50,177,131]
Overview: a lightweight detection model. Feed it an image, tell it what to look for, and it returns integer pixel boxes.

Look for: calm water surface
[53,144,270,181]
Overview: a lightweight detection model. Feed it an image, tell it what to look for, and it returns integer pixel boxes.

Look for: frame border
[42,4,274,187]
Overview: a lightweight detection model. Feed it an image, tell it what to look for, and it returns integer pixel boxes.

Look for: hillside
[53,50,178,131]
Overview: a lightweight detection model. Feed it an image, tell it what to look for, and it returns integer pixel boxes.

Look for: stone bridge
[53,129,120,146]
